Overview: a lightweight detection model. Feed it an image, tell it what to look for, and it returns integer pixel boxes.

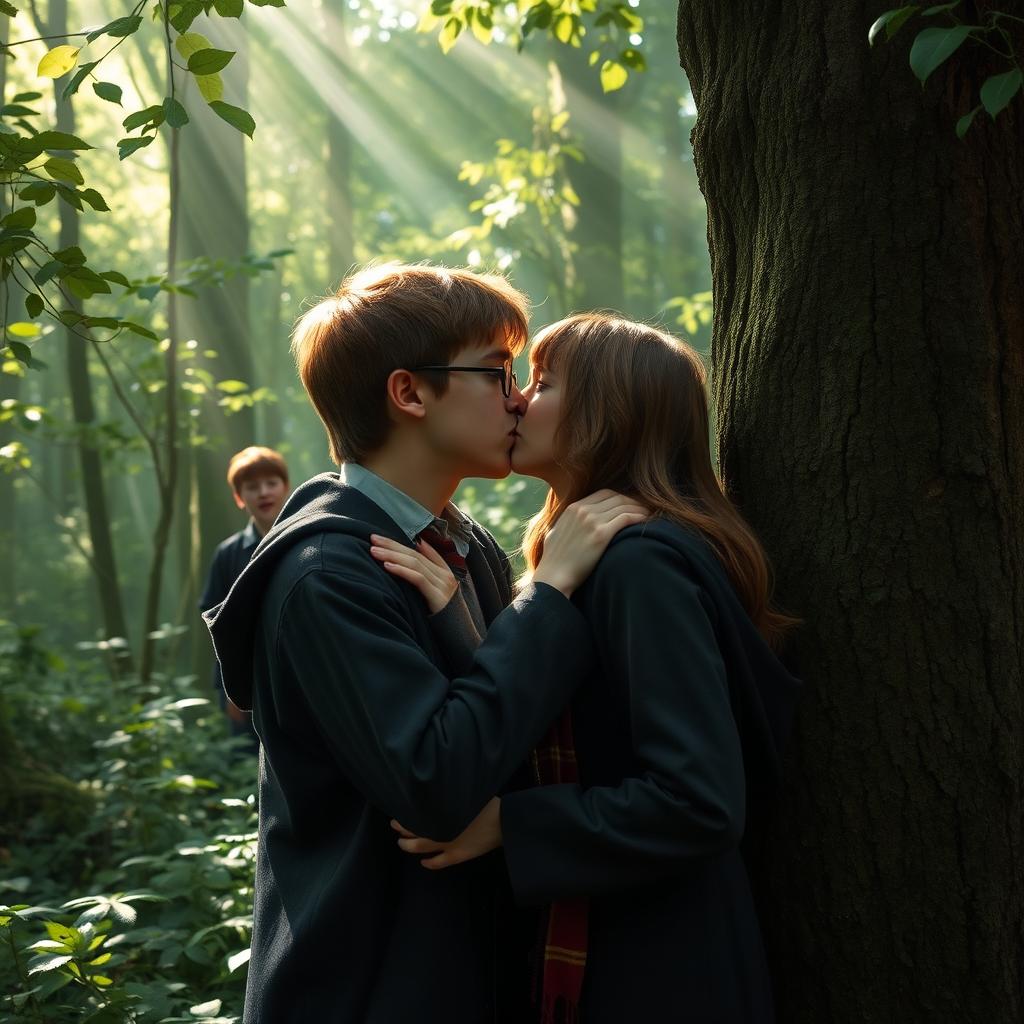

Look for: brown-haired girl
[372,313,800,1023]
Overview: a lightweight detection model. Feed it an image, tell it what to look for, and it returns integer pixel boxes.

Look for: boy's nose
[505,385,527,416]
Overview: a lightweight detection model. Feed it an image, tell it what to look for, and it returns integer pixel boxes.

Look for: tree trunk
[324,0,355,282]
[0,36,17,615]
[177,13,253,595]
[677,3,1023,1020]
[48,0,131,655]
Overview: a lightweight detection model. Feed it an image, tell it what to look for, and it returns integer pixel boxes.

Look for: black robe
[205,473,593,1023]
[500,521,801,1023]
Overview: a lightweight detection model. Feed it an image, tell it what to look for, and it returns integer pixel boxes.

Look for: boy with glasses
[204,263,644,1023]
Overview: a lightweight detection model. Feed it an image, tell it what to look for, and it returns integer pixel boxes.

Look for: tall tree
[677,4,1022,1021]
[32,0,131,654]
[178,13,253,624]
[0,24,16,613]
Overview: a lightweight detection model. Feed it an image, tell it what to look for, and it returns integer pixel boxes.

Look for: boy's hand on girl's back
[532,489,649,599]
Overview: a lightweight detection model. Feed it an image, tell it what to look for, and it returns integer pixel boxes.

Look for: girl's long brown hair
[522,313,795,648]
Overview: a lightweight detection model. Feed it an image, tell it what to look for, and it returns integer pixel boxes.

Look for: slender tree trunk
[140,121,181,683]
[47,0,131,654]
[324,0,355,281]
[177,13,253,595]
[677,3,1023,1020]
[0,37,17,614]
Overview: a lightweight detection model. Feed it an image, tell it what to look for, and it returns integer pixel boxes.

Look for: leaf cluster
[0,623,259,1022]
[869,2,1023,137]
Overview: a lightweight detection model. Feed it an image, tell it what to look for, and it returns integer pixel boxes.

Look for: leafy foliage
[419,0,647,92]
[868,3,1023,136]
[0,623,257,1023]
[0,0,273,367]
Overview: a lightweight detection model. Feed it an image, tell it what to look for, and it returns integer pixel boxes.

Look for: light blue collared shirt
[338,463,474,557]
[340,462,485,632]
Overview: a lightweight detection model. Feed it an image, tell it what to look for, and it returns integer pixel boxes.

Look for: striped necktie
[418,526,468,577]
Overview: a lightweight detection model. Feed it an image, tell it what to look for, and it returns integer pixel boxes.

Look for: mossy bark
[678,3,1023,1019]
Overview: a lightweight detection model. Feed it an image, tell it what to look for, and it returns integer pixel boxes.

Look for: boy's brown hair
[291,262,530,465]
[227,446,289,495]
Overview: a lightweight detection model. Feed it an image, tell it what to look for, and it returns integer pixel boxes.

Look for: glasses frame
[410,364,519,398]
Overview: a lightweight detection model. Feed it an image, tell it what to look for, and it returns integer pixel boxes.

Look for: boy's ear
[385,369,429,422]
[232,491,246,510]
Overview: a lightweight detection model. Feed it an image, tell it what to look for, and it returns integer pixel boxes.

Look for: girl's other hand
[369,534,459,614]
[532,489,649,598]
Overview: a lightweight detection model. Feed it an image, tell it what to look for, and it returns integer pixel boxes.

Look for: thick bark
[677,3,1023,1020]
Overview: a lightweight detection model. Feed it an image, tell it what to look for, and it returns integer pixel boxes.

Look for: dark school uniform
[499,520,801,1023]
[204,472,594,1024]
[200,520,261,746]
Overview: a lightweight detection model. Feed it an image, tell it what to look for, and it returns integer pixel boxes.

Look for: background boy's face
[234,474,289,531]
[421,340,527,479]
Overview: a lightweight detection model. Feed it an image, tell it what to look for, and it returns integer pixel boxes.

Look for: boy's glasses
[410,364,519,397]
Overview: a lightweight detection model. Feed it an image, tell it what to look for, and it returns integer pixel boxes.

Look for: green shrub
[0,623,257,1023]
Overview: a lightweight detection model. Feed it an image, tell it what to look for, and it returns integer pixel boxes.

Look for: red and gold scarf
[529,711,588,1023]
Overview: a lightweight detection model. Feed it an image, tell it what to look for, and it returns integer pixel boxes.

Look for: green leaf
[32,130,91,150]
[55,185,82,211]
[909,25,974,84]
[921,2,959,15]
[169,0,204,32]
[3,206,35,228]
[25,293,43,318]
[99,270,131,287]
[86,14,142,42]
[980,68,1022,119]
[163,97,190,129]
[7,322,40,338]
[60,60,98,100]
[2,104,37,116]
[44,157,83,185]
[79,188,109,212]
[187,48,235,75]
[121,321,157,339]
[8,341,32,363]
[196,73,224,103]
[599,59,628,93]
[34,260,62,284]
[13,91,42,102]
[93,81,122,105]
[208,101,255,138]
[175,31,213,58]
[868,6,917,46]
[438,16,462,54]
[0,237,29,256]
[216,378,248,393]
[620,47,646,71]
[27,952,72,974]
[954,106,978,138]
[0,0,18,17]
[37,45,80,79]
[123,105,164,131]
[53,245,86,265]
[213,0,244,15]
